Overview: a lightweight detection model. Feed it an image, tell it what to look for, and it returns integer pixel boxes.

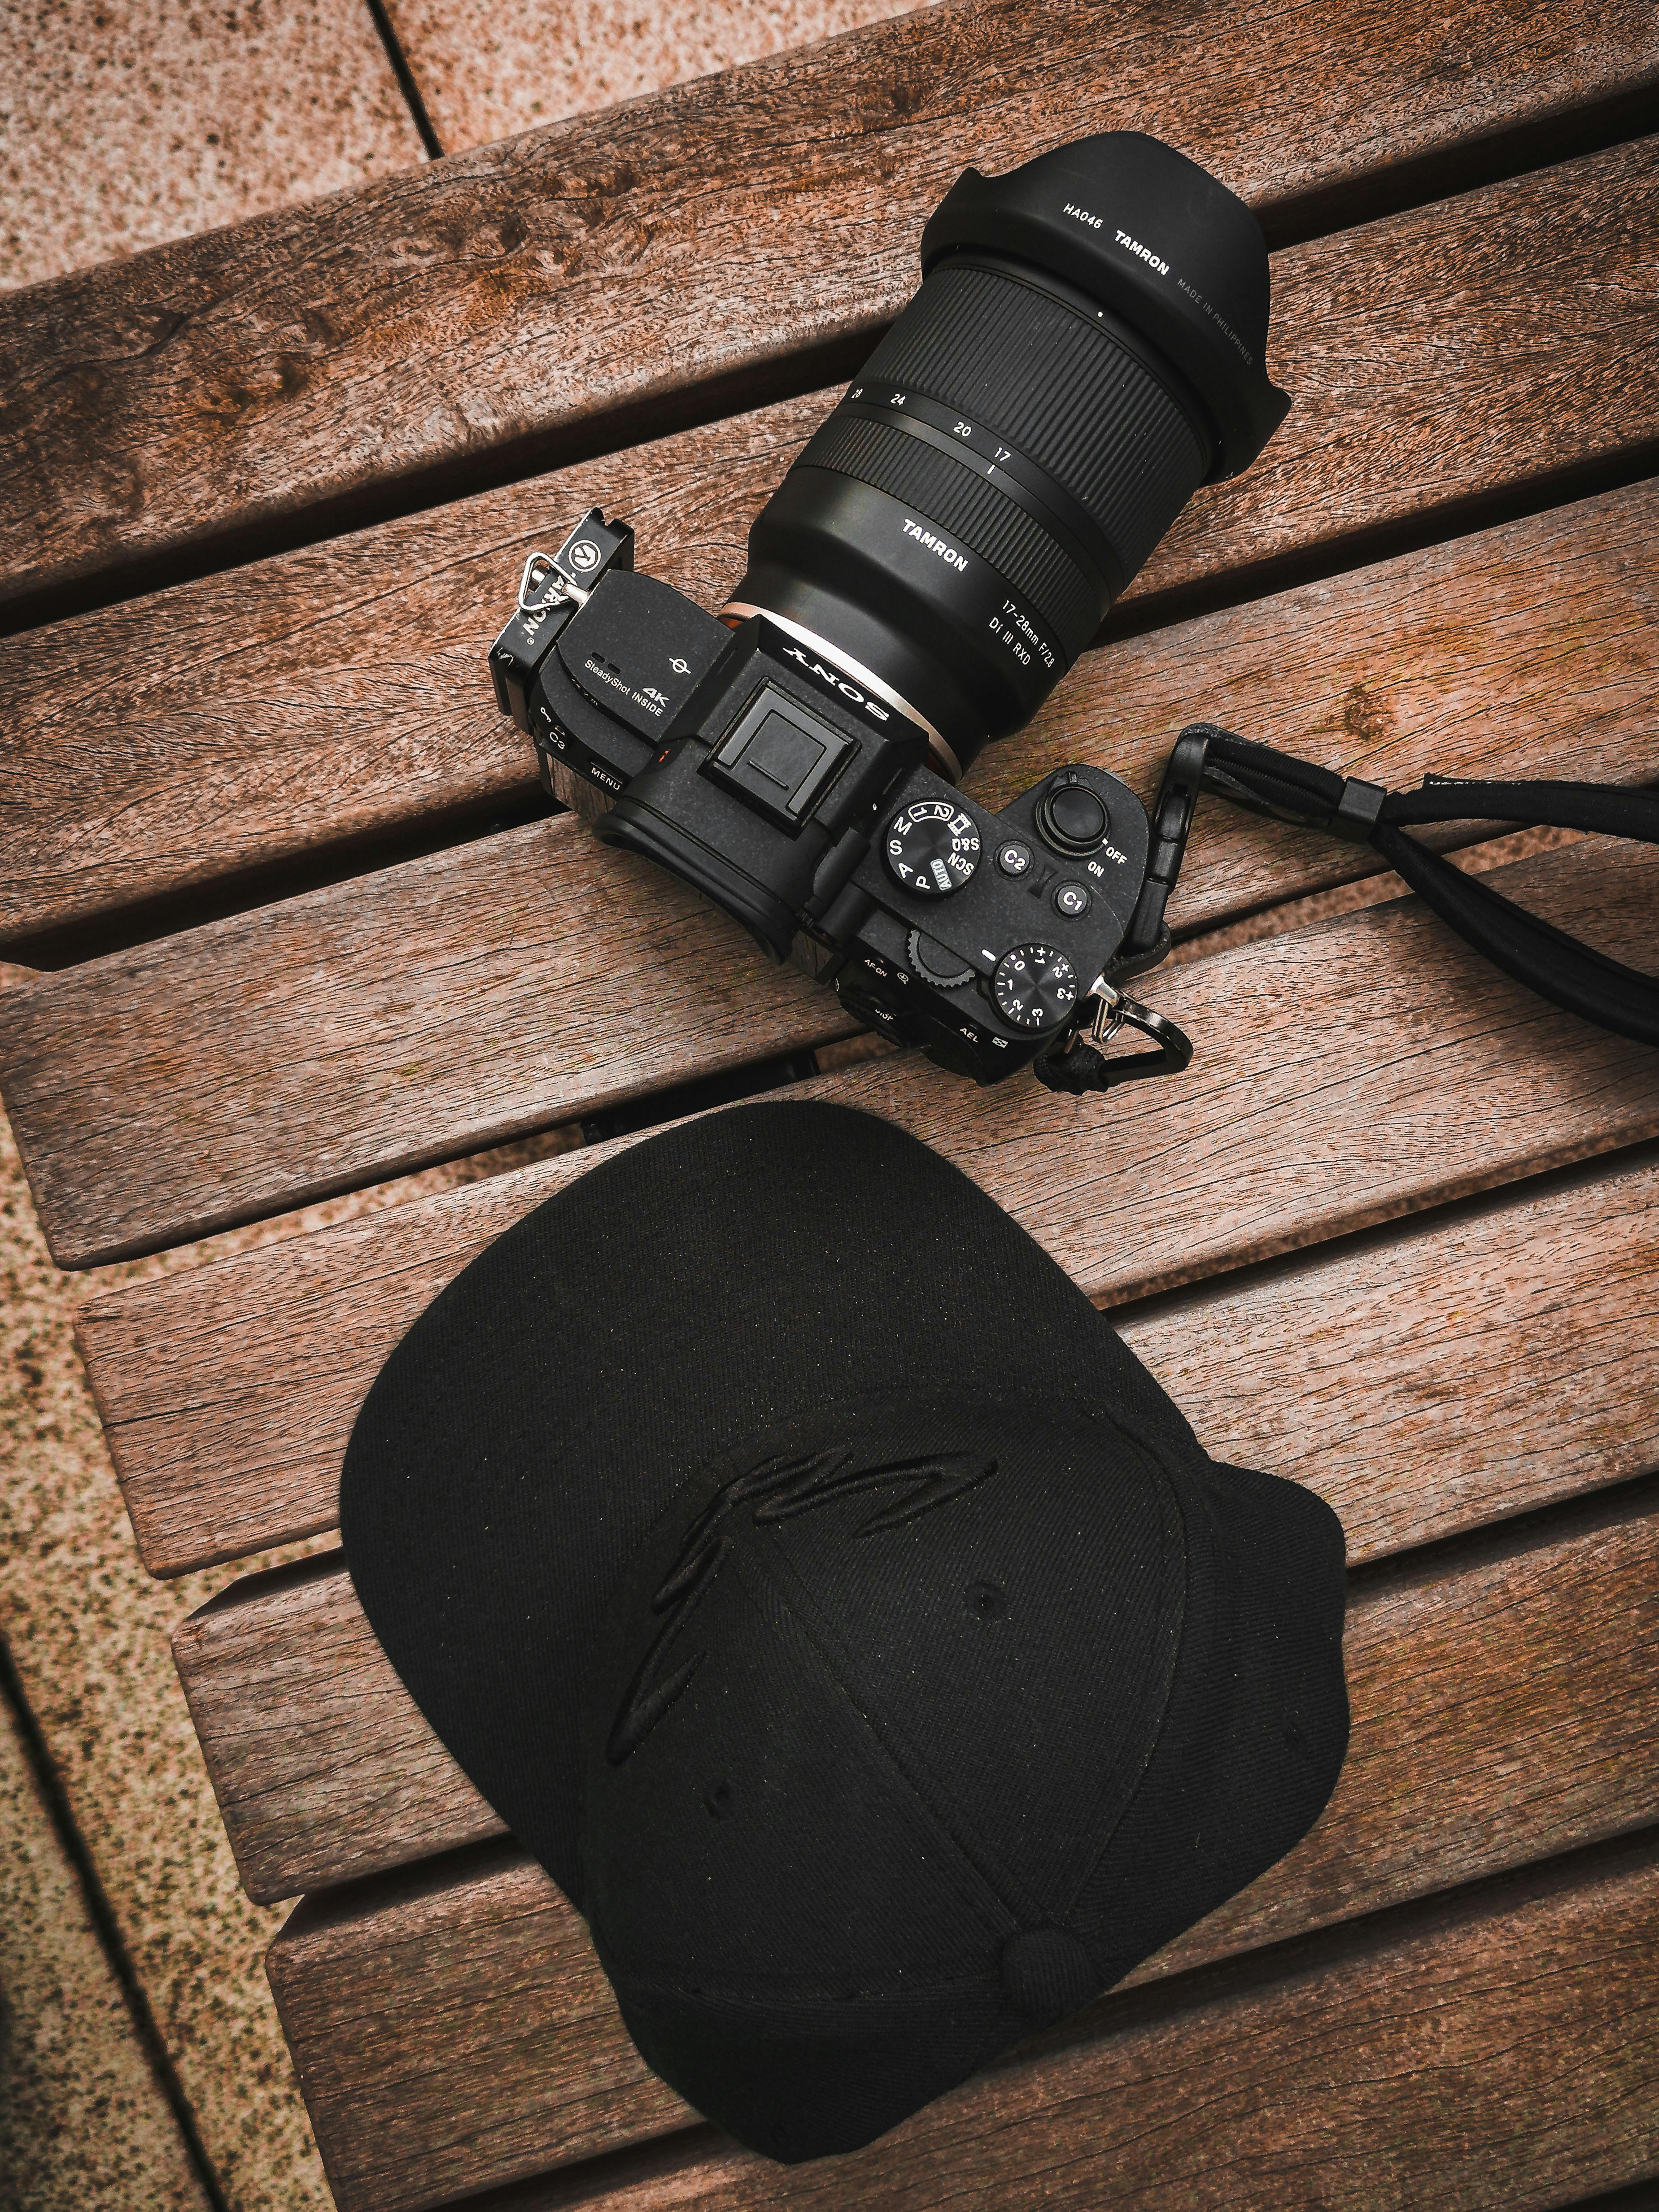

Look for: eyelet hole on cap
[967,1578,1008,1620]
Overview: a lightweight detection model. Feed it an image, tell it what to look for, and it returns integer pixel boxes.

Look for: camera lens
[725,133,1288,777]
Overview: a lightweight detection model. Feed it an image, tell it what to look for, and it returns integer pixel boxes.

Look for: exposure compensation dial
[884,799,981,898]
[992,944,1080,1032]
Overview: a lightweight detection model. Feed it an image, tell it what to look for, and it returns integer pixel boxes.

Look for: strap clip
[517,551,569,618]
[1033,980,1195,1096]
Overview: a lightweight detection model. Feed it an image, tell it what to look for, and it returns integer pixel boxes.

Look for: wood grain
[502,1839,1659,2212]
[174,1150,1659,1901]
[10,469,1659,1268]
[4,0,1653,613]
[6,131,1659,948]
[75,832,1659,1572]
[179,1555,506,1903]
[262,1503,1659,2209]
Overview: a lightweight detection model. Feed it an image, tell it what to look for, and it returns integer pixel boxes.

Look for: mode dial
[884,799,981,898]
[992,944,1080,1032]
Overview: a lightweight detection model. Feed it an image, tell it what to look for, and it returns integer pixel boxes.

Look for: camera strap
[1035,722,1659,1096]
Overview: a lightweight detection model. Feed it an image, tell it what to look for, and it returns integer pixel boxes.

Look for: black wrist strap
[1033,723,1659,1097]
[1190,725,1659,1048]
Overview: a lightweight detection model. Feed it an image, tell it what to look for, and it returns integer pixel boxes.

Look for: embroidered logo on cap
[607,1445,996,1764]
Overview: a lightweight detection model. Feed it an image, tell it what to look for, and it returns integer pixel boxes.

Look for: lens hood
[921,132,1288,481]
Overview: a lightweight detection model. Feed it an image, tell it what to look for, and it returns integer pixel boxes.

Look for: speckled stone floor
[0,1678,209,2210]
[0,5,916,2206]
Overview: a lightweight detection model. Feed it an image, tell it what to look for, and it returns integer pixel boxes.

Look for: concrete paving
[0,1685,210,2211]
[0,1,424,292]
[382,0,936,157]
[0,1025,599,2210]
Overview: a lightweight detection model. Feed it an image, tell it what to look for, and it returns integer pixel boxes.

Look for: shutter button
[1035,773,1109,856]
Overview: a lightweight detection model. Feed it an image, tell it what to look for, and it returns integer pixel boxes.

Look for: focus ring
[858,260,1209,585]
[795,411,1100,656]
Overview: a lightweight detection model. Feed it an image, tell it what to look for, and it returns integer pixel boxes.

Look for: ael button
[1035,771,1109,857]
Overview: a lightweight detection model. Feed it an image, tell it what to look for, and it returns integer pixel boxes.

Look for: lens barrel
[725,133,1288,775]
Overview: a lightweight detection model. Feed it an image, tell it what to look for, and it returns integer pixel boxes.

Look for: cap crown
[342,1103,1348,2163]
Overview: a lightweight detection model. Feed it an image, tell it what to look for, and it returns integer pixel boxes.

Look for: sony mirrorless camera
[488,131,1289,1085]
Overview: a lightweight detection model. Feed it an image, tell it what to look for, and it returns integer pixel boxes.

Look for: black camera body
[492,515,1150,1082]
[488,131,1290,1086]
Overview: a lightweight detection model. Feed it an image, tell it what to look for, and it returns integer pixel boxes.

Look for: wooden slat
[4,0,1652,615]
[179,1556,506,1903]
[10,473,1659,1267]
[264,1500,1659,2211]
[175,1147,1659,1903]
[476,1840,1659,2212]
[6,130,1658,951]
[77,832,1659,1573]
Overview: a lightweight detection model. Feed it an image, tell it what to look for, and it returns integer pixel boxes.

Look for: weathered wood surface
[493,1840,1659,2212]
[10,470,1659,1268]
[180,1554,506,1902]
[264,1497,1659,2210]
[175,1149,1659,1901]
[77,833,1659,1570]
[7,128,1659,950]
[4,0,1653,616]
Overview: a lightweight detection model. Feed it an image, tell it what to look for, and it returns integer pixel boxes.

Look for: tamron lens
[487,131,1292,1086]
[722,131,1289,778]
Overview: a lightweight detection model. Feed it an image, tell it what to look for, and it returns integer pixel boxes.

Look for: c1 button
[996,839,1033,879]
[1053,880,1091,919]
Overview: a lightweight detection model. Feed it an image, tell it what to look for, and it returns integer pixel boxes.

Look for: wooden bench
[3,4,1658,2208]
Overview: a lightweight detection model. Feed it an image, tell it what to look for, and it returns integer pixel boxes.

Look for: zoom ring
[858,260,1210,583]
[795,410,1100,658]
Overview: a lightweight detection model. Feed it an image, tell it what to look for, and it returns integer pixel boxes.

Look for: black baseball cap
[341,1102,1347,2163]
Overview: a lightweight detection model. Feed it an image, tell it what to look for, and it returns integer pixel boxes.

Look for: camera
[488,132,1288,1084]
